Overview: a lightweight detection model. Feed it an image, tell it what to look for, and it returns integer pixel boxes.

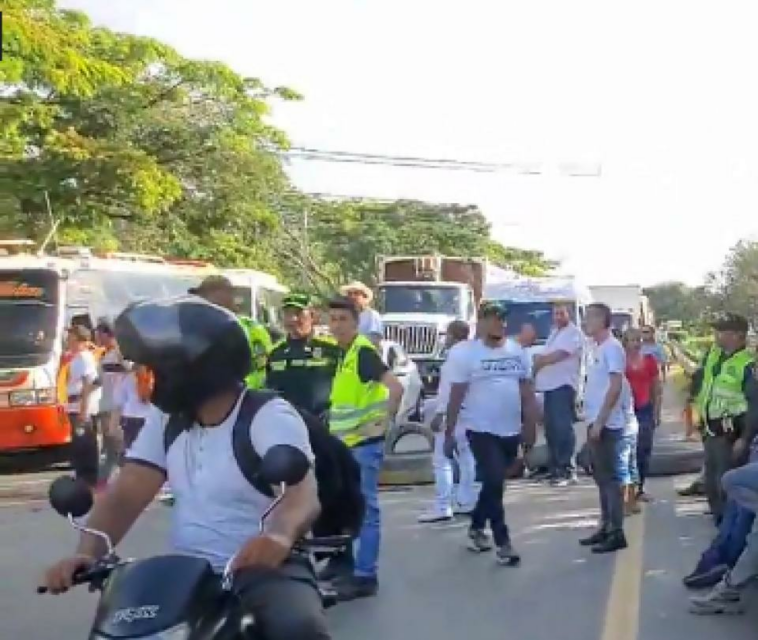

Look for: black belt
[705,417,744,439]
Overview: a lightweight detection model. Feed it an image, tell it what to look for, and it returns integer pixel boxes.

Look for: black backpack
[164,390,365,538]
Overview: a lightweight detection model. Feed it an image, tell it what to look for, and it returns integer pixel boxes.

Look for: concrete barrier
[379,421,435,486]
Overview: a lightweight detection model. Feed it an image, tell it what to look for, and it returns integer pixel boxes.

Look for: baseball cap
[188,275,233,296]
[711,312,749,334]
[282,293,313,310]
[479,300,507,320]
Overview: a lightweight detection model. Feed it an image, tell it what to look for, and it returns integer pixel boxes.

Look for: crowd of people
[42,273,758,634]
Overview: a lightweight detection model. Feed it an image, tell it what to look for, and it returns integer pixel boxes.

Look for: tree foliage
[710,240,758,331]
[1,0,555,294]
[275,198,555,297]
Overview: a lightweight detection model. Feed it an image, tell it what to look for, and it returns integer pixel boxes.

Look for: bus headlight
[9,390,36,406]
[9,388,56,406]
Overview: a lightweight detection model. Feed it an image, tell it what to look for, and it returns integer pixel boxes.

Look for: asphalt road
[1,475,756,640]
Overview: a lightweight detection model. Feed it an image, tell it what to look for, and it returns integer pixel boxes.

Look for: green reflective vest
[238,316,273,390]
[329,335,389,447]
[696,346,754,420]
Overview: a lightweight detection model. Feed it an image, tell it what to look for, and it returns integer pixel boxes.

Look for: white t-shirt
[66,350,101,416]
[433,341,471,416]
[359,308,384,339]
[584,336,635,431]
[447,338,531,437]
[113,374,153,420]
[98,348,125,414]
[535,323,585,392]
[127,394,314,572]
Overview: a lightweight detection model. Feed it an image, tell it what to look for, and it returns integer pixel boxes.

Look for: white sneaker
[158,484,174,505]
[418,510,453,523]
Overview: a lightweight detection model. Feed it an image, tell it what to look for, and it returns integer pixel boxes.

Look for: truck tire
[380,421,435,485]
[648,440,703,477]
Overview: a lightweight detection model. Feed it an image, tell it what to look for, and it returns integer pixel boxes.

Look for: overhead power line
[281,146,602,177]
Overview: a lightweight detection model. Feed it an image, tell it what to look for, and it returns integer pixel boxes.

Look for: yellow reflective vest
[329,335,389,447]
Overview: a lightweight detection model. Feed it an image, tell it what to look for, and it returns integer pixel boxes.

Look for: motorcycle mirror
[48,476,93,518]
[260,445,310,487]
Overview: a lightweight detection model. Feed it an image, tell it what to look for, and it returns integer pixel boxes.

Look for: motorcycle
[37,444,351,639]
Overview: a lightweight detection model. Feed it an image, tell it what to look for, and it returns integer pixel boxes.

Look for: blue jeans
[351,441,384,579]
[615,431,639,485]
[695,499,756,573]
[543,385,576,476]
[635,404,655,490]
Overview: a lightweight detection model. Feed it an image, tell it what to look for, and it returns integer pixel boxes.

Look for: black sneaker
[496,543,521,566]
[334,576,379,602]
[683,564,729,590]
[467,529,493,553]
[592,530,628,554]
[579,529,608,547]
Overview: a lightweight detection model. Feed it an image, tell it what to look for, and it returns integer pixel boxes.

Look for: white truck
[589,285,653,333]
[375,255,495,394]
[483,273,594,410]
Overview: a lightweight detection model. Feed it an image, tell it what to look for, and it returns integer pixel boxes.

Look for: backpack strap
[164,412,193,454]
[163,390,278,498]
[232,390,278,498]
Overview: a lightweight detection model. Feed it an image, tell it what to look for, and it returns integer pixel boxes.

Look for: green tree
[1,0,297,268]
[711,240,758,330]
[275,198,555,296]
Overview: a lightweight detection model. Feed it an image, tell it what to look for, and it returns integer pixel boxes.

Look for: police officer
[266,293,341,420]
[688,313,758,523]
[189,275,272,389]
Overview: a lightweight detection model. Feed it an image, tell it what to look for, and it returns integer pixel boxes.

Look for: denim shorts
[614,432,639,485]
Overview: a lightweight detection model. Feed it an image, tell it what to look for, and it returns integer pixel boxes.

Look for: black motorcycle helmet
[114,295,252,415]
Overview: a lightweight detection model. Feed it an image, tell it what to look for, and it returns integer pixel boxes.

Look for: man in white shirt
[42,297,329,640]
[534,305,585,486]
[418,320,478,523]
[95,320,127,482]
[341,281,384,349]
[65,325,102,489]
[445,303,539,566]
[580,303,636,554]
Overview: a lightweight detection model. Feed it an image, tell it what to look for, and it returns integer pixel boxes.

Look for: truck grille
[384,323,438,357]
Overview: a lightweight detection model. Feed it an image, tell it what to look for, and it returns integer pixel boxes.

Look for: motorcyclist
[40,296,330,640]
[189,275,273,389]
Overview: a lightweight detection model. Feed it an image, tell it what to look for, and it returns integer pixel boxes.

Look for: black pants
[68,413,99,487]
[467,431,520,547]
[234,558,331,640]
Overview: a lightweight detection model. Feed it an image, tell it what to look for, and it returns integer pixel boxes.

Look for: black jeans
[68,413,99,487]
[467,431,521,547]
[234,557,331,640]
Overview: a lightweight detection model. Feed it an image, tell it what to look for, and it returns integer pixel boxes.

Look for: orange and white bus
[0,245,287,457]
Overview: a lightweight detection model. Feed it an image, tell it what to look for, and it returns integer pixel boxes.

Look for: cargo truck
[588,285,653,332]
[375,255,490,394]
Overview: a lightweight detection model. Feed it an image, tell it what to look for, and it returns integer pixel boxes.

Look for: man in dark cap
[266,293,341,420]
[189,275,272,389]
[687,313,758,523]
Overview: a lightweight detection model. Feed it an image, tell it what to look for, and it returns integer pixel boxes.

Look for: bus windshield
[67,269,203,323]
[0,269,60,367]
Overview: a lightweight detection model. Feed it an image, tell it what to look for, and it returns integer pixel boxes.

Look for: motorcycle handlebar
[37,563,113,594]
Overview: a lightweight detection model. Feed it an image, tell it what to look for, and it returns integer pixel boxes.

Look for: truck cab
[375,256,484,395]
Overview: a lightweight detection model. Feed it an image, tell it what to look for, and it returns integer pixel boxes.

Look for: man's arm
[520,380,539,446]
[76,463,164,558]
[595,372,623,430]
[382,371,404,418]
[533,350,570,373]
[263,469,321,547]
[445,382,469,437]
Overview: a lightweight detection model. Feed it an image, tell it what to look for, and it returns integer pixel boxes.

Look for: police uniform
[265,294,340,419]
[690,313,758,520]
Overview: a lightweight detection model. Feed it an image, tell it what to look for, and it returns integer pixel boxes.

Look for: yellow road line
[600,512,645,640]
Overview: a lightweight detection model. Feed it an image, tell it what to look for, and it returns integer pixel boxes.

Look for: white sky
[59,0,758,286]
